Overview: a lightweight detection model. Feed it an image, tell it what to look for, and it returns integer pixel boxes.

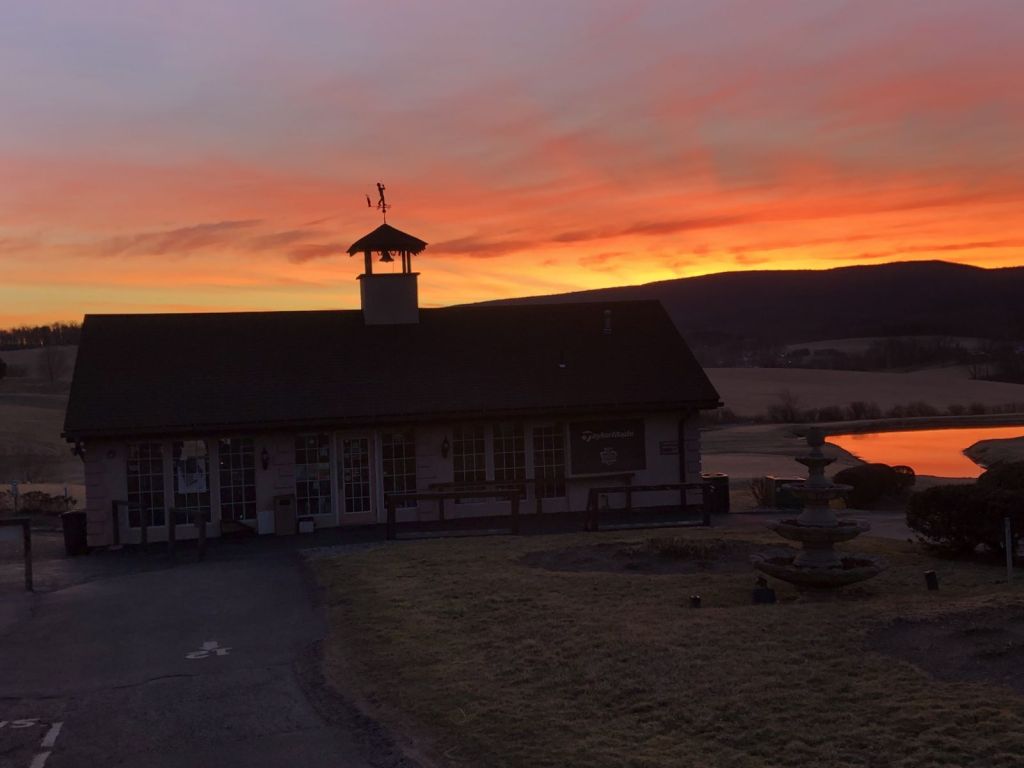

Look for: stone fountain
[752,428,886,589]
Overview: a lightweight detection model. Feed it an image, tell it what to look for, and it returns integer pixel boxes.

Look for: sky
[2,0,1023,325]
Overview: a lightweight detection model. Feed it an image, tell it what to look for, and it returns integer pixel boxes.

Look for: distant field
[707,366,1024,417]
[782,336,989,354]
[0,346,80,486]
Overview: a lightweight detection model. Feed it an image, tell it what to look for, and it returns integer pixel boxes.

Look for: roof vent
[602,309,612,336]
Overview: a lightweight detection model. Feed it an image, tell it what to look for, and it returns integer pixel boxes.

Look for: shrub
[968,402,988,415]
[977,462,1024,493]
[907,482,1024,556]
[891,465,917,493]
[947,403,966,416]
[906,484,991,554]
[0,356,6,380]
[833,463,913,509]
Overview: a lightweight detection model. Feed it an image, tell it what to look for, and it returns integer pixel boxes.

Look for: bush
[947,403,966,416]
[0,356,6,380]
[907,481,1024,556]
[906,484,992,554]
[833,463,914,509]
[977,462,1024,493]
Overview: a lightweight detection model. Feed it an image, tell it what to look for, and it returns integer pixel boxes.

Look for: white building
[63,222,721,547]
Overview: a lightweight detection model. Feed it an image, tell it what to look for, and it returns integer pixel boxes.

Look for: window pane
[381,430,416,509]
[126,442,166,527]
[295,433,332,516]
[532,425,566,498]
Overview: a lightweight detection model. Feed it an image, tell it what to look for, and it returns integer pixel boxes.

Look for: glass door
[340,437,372,515]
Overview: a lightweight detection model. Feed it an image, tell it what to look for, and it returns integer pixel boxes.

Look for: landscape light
[924,570,939,591]
[261,447,270,470]
[689,595,701,609]
[440,436,450,459]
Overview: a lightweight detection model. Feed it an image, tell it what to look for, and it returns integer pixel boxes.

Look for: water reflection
[829,426,1024,478]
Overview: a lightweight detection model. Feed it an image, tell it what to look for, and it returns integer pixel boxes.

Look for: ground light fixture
[752,576,777,605]
[261,447,270,470]
[689,595,701,608]
[925,570,939,591]
[440,436,450,459]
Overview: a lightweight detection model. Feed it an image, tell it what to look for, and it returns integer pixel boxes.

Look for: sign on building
[569,419,646,474]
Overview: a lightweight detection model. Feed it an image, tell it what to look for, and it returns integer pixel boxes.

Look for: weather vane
[366,182,391,223]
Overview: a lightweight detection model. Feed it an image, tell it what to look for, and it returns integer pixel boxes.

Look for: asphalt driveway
[0,536,407,768]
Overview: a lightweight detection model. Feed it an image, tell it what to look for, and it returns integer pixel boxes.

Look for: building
[63,221,721,547]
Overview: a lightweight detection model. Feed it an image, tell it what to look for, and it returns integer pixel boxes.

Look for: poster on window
[569,419,646,474]
[176,456,208,493]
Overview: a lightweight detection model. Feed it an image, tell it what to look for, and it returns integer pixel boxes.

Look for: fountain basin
[769,519,870,545]
[752,554,886,589]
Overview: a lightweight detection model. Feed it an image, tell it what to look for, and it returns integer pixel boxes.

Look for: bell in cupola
[346,182,429,326]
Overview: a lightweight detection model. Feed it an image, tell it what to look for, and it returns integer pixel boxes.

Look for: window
[295,433,332,516]
[532,424,566,498]
[452,424,486,484]
[218,438,256,522]
[382,430,416,508]
[493,422,526,495]
[173,440,211,525]
[127,442,165,527]
[340,437,372,514]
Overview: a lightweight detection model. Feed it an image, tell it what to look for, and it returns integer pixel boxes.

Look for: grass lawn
[314,529,1024,768]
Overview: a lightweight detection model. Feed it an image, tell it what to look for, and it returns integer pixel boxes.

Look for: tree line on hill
[0,322,81,383]
[0,322,81,351]
[484,261,1024,383]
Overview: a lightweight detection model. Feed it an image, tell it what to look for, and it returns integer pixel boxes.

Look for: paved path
[0,540,403,768]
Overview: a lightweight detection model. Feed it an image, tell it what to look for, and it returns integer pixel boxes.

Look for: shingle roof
[63,301,720,440]
[347,223,427,255]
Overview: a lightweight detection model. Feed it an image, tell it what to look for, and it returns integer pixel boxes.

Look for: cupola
[346,183,428,325]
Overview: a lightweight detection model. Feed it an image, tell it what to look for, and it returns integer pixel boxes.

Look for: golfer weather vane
[366,182,391,223]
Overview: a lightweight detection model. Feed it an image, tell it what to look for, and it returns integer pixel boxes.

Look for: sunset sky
[2,0,1023,325]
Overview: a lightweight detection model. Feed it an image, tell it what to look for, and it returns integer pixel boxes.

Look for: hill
[479,261,1024,358]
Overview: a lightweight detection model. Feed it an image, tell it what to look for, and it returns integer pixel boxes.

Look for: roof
[347,223,428,255]
[63,301,721,440]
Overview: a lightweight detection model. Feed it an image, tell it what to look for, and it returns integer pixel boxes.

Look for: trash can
[61,511,88,556]
[701,473,731,515]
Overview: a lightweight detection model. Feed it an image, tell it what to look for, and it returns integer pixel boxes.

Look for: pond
[828,426,1024,478]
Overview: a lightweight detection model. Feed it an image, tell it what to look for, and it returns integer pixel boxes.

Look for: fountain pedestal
[752,429,885,589]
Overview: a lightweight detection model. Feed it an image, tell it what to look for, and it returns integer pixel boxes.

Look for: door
[339,436,373,519]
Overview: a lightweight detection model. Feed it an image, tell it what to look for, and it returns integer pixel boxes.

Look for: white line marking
[29,751,51,768]
[186,640,231,659]
[40,722,62,749]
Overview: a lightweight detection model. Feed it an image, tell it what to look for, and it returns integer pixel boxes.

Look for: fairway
[707,367,1024,418]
